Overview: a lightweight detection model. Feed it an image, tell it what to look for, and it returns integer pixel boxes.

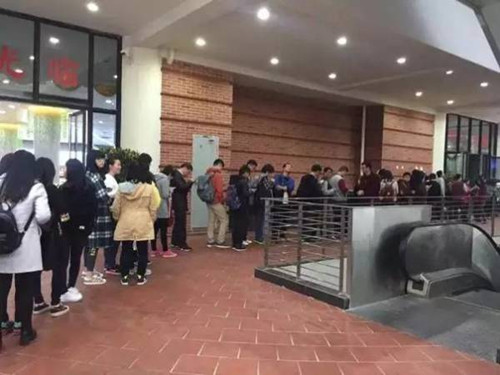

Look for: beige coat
[111,182,160,241]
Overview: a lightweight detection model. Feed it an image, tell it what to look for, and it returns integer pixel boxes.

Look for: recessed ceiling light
[86,2,99,12]
[113,74,118,79]
[480,82,489,88]
[446,70,454,75]
[49,37,60,45]
[447,100,455,105]
[396,57,407,65]
[0,110,5,115]
[2,79,10,85]
[98,120,103,124]
[8,104,15,109]
[29,55,35,61]
[195,37,206,47]
[105,99,113,104]
[270,57,280,65]
[415,91,423,97]
[337,36,348,46]
[14,68,23,74]
[328,73,337,80]
[257,7,270,21]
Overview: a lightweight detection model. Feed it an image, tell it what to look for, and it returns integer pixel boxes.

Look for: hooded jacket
[155,173,171,218]
[111,182,160,241]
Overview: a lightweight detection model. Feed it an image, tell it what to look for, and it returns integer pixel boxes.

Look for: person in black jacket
[230,166,251,251]
[58,160,98,305]
[297,164,323,241]
[32,158,69,317]
[170,163,194,251]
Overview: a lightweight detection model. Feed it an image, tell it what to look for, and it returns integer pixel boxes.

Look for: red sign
[48,57,80,90]
[0,45,26,80]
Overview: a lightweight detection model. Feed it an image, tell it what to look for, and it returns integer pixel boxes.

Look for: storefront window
[447,115,458,152]
[0,14,34,99]
[92,112,116,148]
[459,116,469,152]
[39,24,89,100]
[482,122,490,154]
[94,36,117,110]
[470,119,480,154]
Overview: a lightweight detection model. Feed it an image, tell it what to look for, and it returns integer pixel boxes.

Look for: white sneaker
[83,274,107,286]
[60,288,83,303]
[130,267,152,276]
[243,240,252,246]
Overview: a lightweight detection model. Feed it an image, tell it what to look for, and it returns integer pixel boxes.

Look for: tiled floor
[1,237,500,375]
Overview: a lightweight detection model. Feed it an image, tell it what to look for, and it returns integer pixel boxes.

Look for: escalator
[351,223,500,361]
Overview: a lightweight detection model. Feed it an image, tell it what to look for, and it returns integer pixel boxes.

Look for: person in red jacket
[207,159,230,248]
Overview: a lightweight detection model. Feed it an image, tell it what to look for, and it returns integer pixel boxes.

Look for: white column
[433,113,446,172]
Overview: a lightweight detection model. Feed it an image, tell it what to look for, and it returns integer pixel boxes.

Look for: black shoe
[1,321,14,334]
[20,329,37,346]
[137,275,148,286]
[50,304,70,318]
[232,245,247,252]
[179,244,192,252]
[121,275,130,286]
[33,302,50,315]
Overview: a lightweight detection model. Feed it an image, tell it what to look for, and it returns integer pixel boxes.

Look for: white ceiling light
[14,68,23,74]
[195,37,206,47]
[2,79,10,85]
[328,73,337,80]
[396,57,407,65]
[270,57,280,65]
[337,36,348,46]
[415,91,423,97]
[447,100,455,105]
[105,99,113,104]
[446,70,454,75]
[257,7,270,21]
[0,110,6,115]
[49,37,60,45]
[113,74,118,79]
[86,2,99,12]
[29,55,35,61]
[98,120,103,124]
[8,104,15,109]
[480,82,489,88]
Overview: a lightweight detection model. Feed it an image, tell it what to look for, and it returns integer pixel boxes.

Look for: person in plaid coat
[83,150,112,286]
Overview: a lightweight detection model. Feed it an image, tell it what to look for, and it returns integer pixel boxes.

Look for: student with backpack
[254,164,275,244]
[229,165,251,251]
[379,169,398,203]
[204,159,229,249]
[0,150,51,347]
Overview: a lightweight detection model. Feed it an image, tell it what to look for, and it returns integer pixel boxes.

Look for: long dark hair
[0,153,14,175]
[36,157,56,187]
[86,149,105,174]
[0,150,37,204]
[65,159,87,190]
[126,162,150,183]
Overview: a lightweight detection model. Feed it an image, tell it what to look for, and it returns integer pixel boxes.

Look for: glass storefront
[0,9,121,167]
[445,114,499,181]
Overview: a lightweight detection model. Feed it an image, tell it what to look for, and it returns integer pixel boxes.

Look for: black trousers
[0,272,36,331]
[121,241,148,277]
[172,209,187,247]
[151,218,169,251]
[231,208,249,247]
[62,230,88,290]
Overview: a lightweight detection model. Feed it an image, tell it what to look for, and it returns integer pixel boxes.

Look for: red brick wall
[160,61,233,167]
[231,86,362,184]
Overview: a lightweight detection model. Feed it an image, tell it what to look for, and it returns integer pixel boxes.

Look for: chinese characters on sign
[48,57,80,90]
[0,45,26,80]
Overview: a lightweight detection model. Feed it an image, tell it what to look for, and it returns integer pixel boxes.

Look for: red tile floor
[1,236,500,375]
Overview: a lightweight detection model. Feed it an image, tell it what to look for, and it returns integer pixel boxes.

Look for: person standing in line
[324,166,349,201]
[320,167,334,198]
[244,160,258,246]
[103,157,121,276]
[436,171,446,197]
[297,164,324,240]
[254,164,276,245]
[398,172,412,200]
[32,158,70,318]
[379,169,399,203]
[0,150,51,347]
[206,159,230,249]
[275,163,295,200]
[230,165,251,251]
[170,163,194,251]
[112,162,160,286]
[58,160,97,304]
[83,150,111,286]
[356,162,381,201]
[152,165,177,258]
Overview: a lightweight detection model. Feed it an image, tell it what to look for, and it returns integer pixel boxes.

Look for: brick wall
[231,86,362,184]
[160,61,233,167]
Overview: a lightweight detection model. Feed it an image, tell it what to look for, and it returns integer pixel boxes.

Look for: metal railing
[263,198,353,294]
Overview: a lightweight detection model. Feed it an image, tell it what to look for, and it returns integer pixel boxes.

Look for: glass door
[68,110,87,163]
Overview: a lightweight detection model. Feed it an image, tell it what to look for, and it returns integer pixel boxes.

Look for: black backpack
[0,203,35,255]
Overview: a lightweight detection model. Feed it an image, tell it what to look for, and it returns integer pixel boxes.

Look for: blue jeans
[255,207,265,242]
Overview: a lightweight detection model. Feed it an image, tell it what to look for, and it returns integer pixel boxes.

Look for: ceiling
[1,0,500,122]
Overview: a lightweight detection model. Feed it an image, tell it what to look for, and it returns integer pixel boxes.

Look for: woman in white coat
[0,150,51,348]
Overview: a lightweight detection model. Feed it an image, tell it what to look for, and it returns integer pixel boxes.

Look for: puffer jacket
[111,182,160,241]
